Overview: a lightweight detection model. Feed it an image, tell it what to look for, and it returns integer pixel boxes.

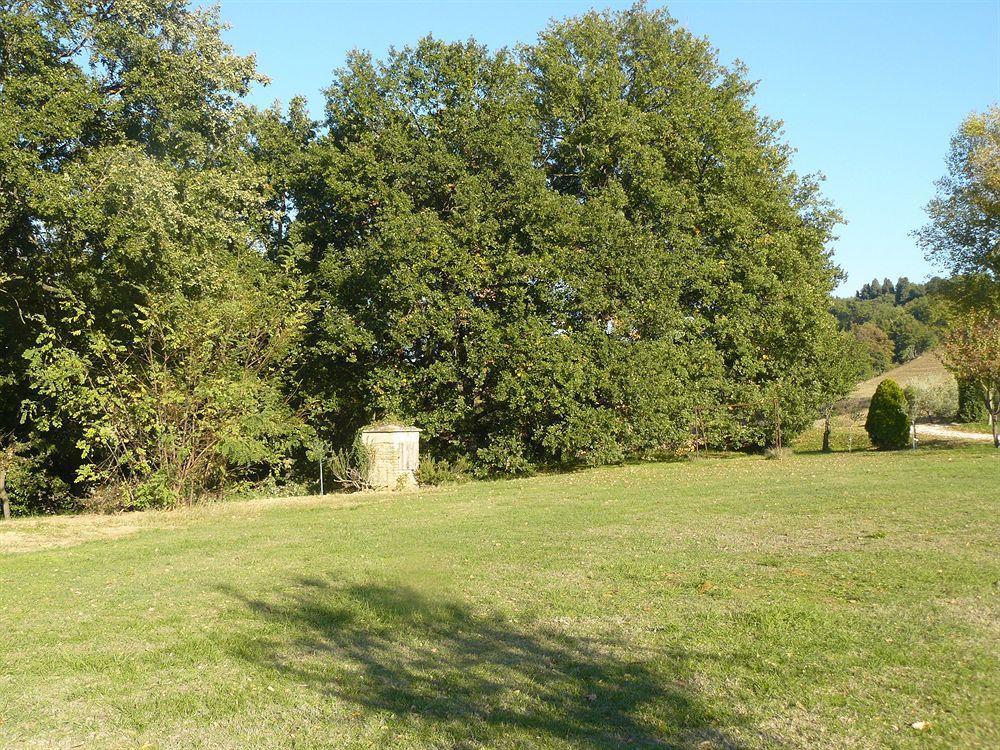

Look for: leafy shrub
[475,436,536,478]
[0,437,75,517]
[233,477,312,501]
[957,378,988,423]
[865,379,911,450]
[416,456,472,486]
[327,435,374,492]
[24,251,310,511]
[903,379,958,424]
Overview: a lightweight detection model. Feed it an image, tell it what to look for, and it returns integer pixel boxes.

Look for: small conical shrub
[865,378,911,450]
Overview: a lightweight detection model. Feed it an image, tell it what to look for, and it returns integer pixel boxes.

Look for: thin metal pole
[773,397,782,450]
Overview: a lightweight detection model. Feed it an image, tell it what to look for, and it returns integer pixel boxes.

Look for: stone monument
[358,424,421,490]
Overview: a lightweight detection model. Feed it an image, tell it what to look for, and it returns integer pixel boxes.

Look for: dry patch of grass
[0,516,144,554]
[0,492,379,554]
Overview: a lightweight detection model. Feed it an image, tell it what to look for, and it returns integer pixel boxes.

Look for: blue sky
[214,1,1000,295]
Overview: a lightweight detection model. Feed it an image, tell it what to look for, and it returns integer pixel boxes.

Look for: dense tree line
[1,1,862,513]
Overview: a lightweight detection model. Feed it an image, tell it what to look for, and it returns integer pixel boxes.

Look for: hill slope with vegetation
[842,352,953,412]
[830,277,950,376]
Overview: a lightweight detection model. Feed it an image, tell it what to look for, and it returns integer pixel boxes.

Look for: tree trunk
[0,468,10,521]
[822,411,832,453]
[989,391,999,449]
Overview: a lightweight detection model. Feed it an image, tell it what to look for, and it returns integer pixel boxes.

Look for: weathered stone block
[359,424,420,490]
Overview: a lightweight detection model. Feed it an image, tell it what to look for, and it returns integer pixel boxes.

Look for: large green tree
[293,38,704,472]
[0,1,307,509]
[527,5,848,446]
[293,6,853,472]
[916,107,1000,441]
[917,107,1000,281]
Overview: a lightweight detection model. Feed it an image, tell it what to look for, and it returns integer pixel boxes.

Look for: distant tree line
[830,276,949,374]
[854,276,935,304]
[1,1,979,514]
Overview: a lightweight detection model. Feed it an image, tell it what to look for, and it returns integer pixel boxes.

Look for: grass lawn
[2,447,998,749]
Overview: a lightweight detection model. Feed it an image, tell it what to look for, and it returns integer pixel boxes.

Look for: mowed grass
[2,448,998,749]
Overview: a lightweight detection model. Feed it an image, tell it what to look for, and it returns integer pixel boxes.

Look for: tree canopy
[830,276,949,373]
[917,107,1000,281]
[1,1,860,512]
[0,0,307,510]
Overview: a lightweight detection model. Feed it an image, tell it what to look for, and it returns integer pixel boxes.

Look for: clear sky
[214,0,1000,295]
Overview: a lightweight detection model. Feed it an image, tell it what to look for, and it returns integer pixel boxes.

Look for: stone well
[358,424,421,490]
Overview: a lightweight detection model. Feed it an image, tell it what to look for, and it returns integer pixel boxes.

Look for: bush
[24,251,310,510]
[1,438,75,517]
[903,379,958,424]
[416,456,472,486]
[957,378,988,423]
[327,436,374,492]
[865,379,911,450]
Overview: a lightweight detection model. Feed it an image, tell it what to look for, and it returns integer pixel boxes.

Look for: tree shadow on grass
[220,578,769,749]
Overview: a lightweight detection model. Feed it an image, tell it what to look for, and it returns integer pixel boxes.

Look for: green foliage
[957,378,988,423]
[831,277,948,374]
[864,379,911,450]
[903,379,959,424]
[416,455,472,486]
[916,107,1000,280]
[941,311,1000,447]
[849,322,894,375]
[0,1,867,507]
[0,0,307,510]
[327,435,374,492]
[24,251,310,510]
[0,437,74,517]
[292,7,848,473]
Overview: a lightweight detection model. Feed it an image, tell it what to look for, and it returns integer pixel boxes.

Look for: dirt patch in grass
[0,490,417,555]
[0,516,143,554]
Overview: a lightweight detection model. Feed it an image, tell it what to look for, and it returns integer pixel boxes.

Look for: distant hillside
[831,276,949,376]
[839,351,954,414]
